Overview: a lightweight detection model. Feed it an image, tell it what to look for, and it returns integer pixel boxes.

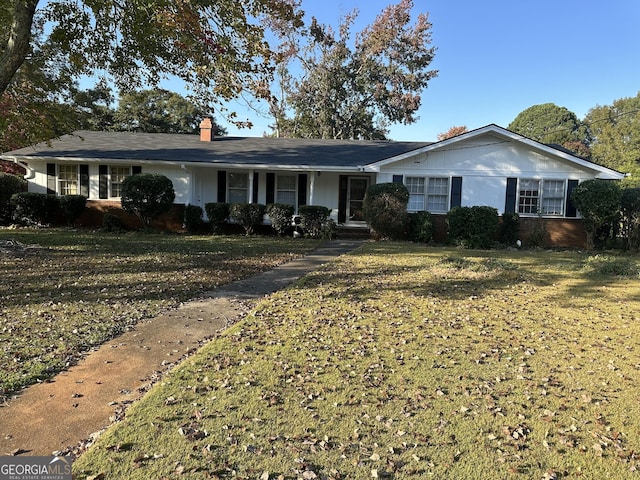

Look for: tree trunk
[0,0,39,95]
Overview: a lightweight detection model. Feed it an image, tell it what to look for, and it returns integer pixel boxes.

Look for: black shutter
[217,170,226,203]
[565,179,579,217]
[98,165,108,199]
[338,175,348,223]
[252,172,259,203]
[266,173,275,204]
[132,166,142,175]
[392,175,403,184]
[46,163,56,195]
[79,164,89,197]
[298,173,307,207]
[505,177,517,213]
[450,176,462,209]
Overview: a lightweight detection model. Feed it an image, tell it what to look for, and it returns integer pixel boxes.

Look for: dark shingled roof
[3,131,432,168]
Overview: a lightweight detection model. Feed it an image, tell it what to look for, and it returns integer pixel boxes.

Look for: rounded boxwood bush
[205,202,230,234]
[408,210,434,243]
[571,179,621,249]
[11,192,59,226]
[363,183,410,240]
[229,203,266,235]
[59,195,87,226]
[0,173,26,224]
[267,203,295,236]
[184,204,205,233]
[298,205,331,238]
[500,211,520,246]
[446,205,499,248]
[121,173,175,229]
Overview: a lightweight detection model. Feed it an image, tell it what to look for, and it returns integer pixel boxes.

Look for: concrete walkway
[0,239,364,457]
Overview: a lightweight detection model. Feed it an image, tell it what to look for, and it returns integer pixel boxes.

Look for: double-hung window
[58,165,78,195]
[406,177,425,211]
[276,174,297,207]
[427,178,449,212]
[541,180,565,215]
[110,166,131,198]
[518,179,565,216]
[228,173,248,203]
[406,176,450,212]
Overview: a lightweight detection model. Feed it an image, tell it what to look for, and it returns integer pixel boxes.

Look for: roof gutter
[5,155,364,173]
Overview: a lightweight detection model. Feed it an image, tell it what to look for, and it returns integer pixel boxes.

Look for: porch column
[180,164,192,205]
[248,169,254,203]
[309,173,315,206]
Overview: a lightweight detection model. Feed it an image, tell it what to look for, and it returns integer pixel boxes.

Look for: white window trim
[57,164,79,196]
[517,178,566,217]
[227,172,249,203]
[276,174,298,208]
[108,166,132,199]
[405,176,450,213]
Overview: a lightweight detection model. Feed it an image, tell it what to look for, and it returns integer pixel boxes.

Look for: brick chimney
[199,117,214,142]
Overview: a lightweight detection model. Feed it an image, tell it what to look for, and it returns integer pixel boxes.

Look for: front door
[347,177,369,222]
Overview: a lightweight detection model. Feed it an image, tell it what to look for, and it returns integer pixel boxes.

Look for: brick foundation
[76,201,186,232]
[430,214,587,248]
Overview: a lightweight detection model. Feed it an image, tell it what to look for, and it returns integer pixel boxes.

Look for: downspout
[10,158,35,179]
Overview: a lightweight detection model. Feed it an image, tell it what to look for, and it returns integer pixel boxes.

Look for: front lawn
[73,243,640,479]
[0,229,321,395]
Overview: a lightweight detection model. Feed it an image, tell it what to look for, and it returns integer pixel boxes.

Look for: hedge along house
[1,122,624,246]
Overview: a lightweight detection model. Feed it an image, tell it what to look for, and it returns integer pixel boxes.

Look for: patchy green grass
[73,243,640,479]
[0,229,321,395]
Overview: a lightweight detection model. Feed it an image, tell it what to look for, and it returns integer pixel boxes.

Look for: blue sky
[207,0,640,141]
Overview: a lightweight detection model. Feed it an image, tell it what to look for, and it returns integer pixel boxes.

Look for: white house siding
[377,135,594,215]
[310,172,341,221]
[23,160,191,204]
[28,164,48,194]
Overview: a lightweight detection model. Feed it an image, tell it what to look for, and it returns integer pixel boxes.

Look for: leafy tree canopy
[113,89,226,135]
[1,0,304,121]
[437,125,468,141]
[72,81,115,131]
[269,0,437,140]
[585,92,640,186]
[508,103,590,155]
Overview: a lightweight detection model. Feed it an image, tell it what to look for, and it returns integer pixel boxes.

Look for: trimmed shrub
[0,173,26,224]
[11,192,59,226]
[267,203,295,236]
[570,179,621,249]
[205,202,230,234]
[298,205,331,239]
[59,195,87,226]
[362,183,410,240]
[408,211,434,243]
[121,173,175,229]
[500,212,520,246]
[229,203,266,235]
[184,204,204,233]
[446,205,499,248]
